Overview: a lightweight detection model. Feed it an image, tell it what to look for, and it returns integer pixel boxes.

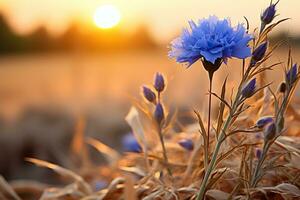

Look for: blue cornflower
[169,16,252,68]
[122,133,142,153]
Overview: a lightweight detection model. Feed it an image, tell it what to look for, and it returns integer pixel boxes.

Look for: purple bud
[256,116,273,129]
[241,78,256,99]
[154,73,165,92]
[142,86,156,103]
[255,148,262,159]
[261,2,277,25]
[178,139,194,151]
[264,122,276,142]
[286,64,298,85]
[154,103,165,124]
[122,133,142,153]
[94,180,107,191]
[252,42,268,63]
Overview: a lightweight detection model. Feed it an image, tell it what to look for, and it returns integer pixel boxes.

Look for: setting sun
[93,5,121,29]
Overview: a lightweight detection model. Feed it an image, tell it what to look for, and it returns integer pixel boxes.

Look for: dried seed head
[178,139,194,151]
[256,116,273,129]
[154,73,165,92]
[154,103,165,124]
[142,86,156,103]
[278,82,287,93]
[241,78,256,99]
[264,122,276,142]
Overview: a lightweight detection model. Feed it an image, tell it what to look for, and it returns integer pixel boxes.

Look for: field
[0,47,300,199]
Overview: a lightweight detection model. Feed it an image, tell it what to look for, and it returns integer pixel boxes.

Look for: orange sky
[0,0,299,42]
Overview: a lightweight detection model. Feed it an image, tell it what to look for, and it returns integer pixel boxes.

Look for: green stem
[207,73,214,165]
[197,94,241,200]
[158,127,172,177]
[196,117,230,200]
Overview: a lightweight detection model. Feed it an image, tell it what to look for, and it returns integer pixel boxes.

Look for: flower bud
[264,122,276,142]
[154,73,165,92]
[154,103,165,124]
[286,64,298,85]
[252,42,268,63]
[256,116,273,129]
[202,58,223,75]
[241,78,256,99]
[255,148,262,159]
[178,139,194,151]
[142,86,156,103]
[122,133,142,153]
[261,1,277,25]
[278,82,286,93]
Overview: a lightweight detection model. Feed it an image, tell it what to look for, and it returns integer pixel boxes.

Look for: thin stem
[207,72,214,160]
[197,93,241,200]
[156,91,172,177]
[158,127,172,177]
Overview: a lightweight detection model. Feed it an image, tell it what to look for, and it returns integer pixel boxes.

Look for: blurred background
[0,0,299,184]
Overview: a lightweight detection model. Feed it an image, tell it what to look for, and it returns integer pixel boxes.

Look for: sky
[0,0,299,42]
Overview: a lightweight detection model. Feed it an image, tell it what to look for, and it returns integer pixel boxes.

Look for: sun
[93,5,121,29]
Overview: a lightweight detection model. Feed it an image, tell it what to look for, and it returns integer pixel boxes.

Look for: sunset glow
[93,5,121,29]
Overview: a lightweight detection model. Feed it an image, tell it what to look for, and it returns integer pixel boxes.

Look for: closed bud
[154,73,165,92]
[256,116,273,129]
[264,122,276,142]
[278,82,286,93]
[261,1,277,25]
[286,64,298,86]
[252,42,268,63]
[154,103,165,124]
[255,148,262,159]
[241,78,256,99]
[122,133,142,153]
[178,139,194,151]
[142,86,156,103]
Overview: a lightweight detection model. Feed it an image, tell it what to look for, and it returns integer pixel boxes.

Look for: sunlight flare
[93,5,121,29]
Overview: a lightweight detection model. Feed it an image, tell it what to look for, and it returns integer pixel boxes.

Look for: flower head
[154,103,165,124]
[256,116,273,129]
[178,139,194,151]
[286,64,298,86]
[154,73,165,92]
[142,86,156,103]
[251,42,268,64]
[241,78,256,99]
[169,16,252,68]
[261,1,278,25]
[122,133,142,153]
